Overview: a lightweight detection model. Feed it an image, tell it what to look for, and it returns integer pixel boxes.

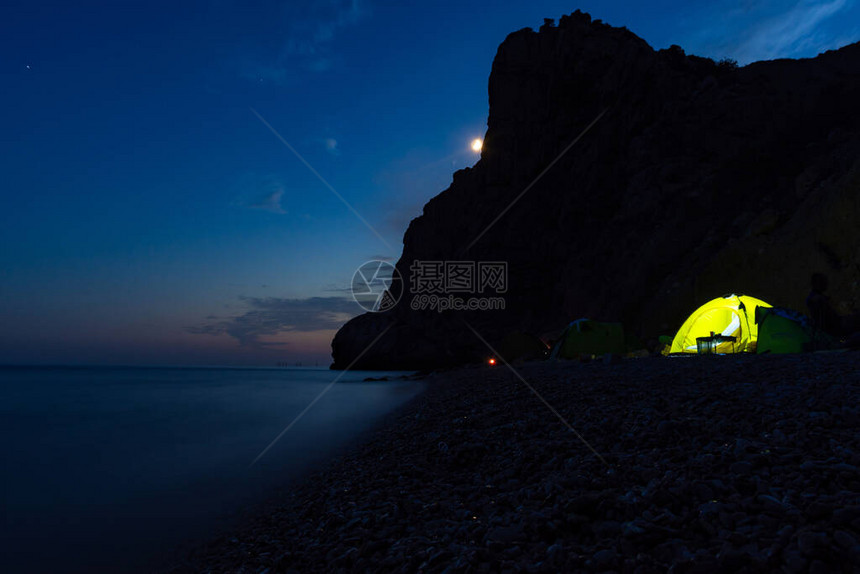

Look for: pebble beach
[171,352,860,573]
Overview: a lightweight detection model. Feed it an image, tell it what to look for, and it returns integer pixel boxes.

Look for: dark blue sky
[2,0,857,366]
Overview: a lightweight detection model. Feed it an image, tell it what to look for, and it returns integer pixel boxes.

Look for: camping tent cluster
[663,293,831,355]
[489,293,836,365]
[537,293,829,362]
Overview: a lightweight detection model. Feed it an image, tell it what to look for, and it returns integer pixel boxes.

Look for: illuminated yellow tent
[668,294,772,354]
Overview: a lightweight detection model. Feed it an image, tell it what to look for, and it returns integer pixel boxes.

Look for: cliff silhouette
[332,10,860,370]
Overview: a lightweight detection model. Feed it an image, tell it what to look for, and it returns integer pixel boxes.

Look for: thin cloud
[247,64,289,84]
[313,0,360,41]
[321,283,354,293]
[249,187,287,214]
[234,174,289,214]
[244,0,363,82]
[324,137,340,155]
[730,0,850,63]
[187,296,358,350]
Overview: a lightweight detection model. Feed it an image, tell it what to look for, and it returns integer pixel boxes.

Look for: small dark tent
[550,319,626,359]
[495,331,549,363]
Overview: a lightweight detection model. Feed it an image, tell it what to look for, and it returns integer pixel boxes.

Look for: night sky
[2,0,857,366]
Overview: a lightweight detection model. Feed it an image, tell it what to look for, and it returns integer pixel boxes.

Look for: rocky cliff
[332,11,860,370]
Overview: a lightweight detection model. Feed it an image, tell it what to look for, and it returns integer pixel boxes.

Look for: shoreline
[169,352,860,572]
[146,373,428,574]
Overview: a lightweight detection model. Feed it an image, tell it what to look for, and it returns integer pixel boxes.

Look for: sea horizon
[0,363,333,371]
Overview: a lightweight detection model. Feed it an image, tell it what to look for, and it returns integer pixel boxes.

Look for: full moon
[471,138,483,152]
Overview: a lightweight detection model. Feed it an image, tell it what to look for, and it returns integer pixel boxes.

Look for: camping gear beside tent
[696,334,737,354]
[667,294,772,355]
[550,319,626,359]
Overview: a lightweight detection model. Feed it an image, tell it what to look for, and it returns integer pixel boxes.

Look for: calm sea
[0,365,422,573]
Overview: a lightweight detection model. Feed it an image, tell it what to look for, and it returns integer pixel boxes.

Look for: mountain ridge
[332,10,860,369]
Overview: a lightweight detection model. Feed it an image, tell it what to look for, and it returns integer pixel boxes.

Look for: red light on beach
[488,358,496,365]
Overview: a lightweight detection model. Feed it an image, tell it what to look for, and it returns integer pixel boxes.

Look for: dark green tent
[495,331,548,363]
[550,319,626,359]
[756,306,839,353]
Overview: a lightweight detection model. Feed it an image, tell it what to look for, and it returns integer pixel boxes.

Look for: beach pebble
[797,531,829,557]
[592,548,617,569]
[833,505,860,525]
[177,353,860,573]
[833,529,857,548]
[485,525,524,545]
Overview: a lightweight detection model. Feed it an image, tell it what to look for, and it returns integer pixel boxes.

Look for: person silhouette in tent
[806,273,860,346]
